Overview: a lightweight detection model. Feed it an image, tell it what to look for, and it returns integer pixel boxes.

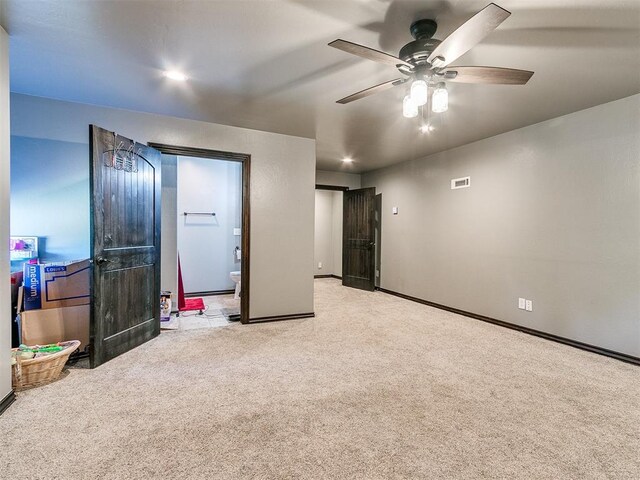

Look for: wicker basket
[11,340,81,391]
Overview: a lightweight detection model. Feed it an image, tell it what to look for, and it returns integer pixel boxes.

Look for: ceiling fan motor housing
[399,19,441,72]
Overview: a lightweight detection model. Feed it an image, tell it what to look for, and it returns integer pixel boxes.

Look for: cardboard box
[23,259,90,311]
[20,304,90,352]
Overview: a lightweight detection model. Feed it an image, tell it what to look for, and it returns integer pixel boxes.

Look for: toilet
[230,271,241,300]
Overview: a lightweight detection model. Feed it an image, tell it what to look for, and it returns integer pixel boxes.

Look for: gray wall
[314,190,334,276]
[11,93,316,319]
[10,136,90,262]
[0,26,11,404]
[314,190,344,277]
[316,170,361,190]
[177,155,241,293]
[363,94,640,357]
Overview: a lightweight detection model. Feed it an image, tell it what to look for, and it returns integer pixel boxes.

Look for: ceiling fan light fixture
[163,70,188,81]
[432,82,448,113]
[410,79,428,106]
[403,95,418,118]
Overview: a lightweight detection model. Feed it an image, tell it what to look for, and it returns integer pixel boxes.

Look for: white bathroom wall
[177,156,242,293]
[160,155,178,298]
[0,26,12,409]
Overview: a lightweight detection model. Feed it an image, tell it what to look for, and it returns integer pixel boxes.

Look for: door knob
[96,256,110,265]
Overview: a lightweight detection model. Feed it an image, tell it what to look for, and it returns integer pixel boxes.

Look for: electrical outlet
[318,262,322,269]
[518,298,526,310]
[525,300,533,312]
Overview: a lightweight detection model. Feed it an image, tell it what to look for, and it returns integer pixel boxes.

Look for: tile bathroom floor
[161,294,240,331]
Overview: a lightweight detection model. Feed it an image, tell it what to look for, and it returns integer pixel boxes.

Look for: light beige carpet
[1,279,638,479]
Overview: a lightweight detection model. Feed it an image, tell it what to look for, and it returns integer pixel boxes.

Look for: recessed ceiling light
[163,70,188,81]
[342,157,353,163]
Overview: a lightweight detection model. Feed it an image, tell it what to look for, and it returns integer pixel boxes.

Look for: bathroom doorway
[151,143,250,325]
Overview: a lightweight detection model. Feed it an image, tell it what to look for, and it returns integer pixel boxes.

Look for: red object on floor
[180,297,205,312]
[177,254,203,312]
[177,255,186,311]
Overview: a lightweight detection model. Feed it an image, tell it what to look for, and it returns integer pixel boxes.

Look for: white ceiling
[2,0,639,173]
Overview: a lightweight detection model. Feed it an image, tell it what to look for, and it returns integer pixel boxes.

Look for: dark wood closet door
[89,125,162,368]
[343,187,376,291]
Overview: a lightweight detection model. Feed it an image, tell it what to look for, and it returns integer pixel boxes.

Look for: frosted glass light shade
[410,79,428,106]
[432,83,448,113]
[403,95,418,118]
[163,70,188,81]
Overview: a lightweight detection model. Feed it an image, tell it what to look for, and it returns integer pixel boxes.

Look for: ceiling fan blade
[443,66,534,84]
[337,78,407,104]
[329,39,413,68]
[428,3,511,68]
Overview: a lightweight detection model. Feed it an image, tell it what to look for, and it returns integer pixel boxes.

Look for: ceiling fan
[329,3,533,118]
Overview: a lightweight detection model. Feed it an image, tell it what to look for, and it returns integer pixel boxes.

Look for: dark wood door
[89,125,162,368]
[343,187,376,291]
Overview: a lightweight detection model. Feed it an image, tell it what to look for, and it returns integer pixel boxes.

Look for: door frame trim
[315,184,349,192]
[0,391,16,416]
[148,143,251,324]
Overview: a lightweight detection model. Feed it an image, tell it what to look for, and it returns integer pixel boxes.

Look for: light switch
[518,298,526,310]
[233,228,241,236]
[392,207,398,215]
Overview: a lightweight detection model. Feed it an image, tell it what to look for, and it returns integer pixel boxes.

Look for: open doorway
[314,185,348,280]
[150,143,251,326]
[314,184,382,290]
